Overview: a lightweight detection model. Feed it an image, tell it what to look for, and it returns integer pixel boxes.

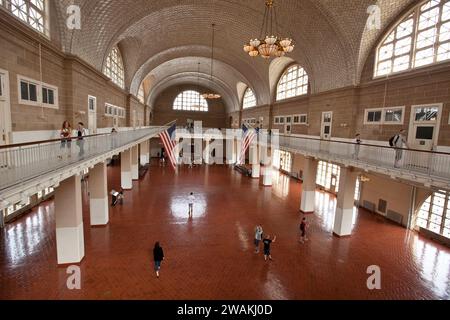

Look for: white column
[140,141,149,166]
[261,145,272,186]
[300,157,318,213]
[131,145,139,180]
[251,145,260,178]
[121,149,132,190]
[333,167,357,237]
[55,175,85,265]
[89,161,109,226]
[204,139,211,164]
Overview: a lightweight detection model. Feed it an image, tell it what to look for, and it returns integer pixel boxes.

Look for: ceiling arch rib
[136,56,257,111]
[129,46,271,106]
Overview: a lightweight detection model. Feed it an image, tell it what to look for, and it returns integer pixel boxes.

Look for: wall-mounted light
[340,123,348,128]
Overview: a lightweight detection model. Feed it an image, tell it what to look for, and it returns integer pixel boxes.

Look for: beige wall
[152,84,227,129]
[0,14,146,137]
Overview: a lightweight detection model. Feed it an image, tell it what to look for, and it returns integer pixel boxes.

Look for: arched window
[416,190,450,238]
[173,90,208,112]
[1,0,48,35]
[103,46,125,89]
[375,0,450,77]
[242,87,256,109]
[137,84,145,104]
[276,65,309,101]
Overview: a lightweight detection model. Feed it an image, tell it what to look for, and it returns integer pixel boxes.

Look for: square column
[333,167,357,237]
[261,145,272,186]
[140,141,150,166]
[131,145,139,180]
[121,149,132,190]
[89,161,109,226]
[300,157,318,213]
[55,175,85,265]
[250,145,260,179]
[204,139,211,164]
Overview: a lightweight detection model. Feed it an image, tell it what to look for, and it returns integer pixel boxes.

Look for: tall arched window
[173,90,208,112]
[416,190,450,238]
[103,46,125,89]
[1,0,48,35]
[276,65,309,101]
[375,0,450,77]
[242,87,256,109]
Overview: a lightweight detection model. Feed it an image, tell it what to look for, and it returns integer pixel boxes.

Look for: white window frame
[364,108,383,124]
[293,114,308,125]
[383,106,406,124]
[364,107,405,125]
[374,0,450,78]
[88,95,97,112]
[105,103,125,119]
[285,115,292,124]
[242,87,257,109]
[17,75,58,109]
[274,116,280,125]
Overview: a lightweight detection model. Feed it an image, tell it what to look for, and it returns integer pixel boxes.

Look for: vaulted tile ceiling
[51,0,416,111]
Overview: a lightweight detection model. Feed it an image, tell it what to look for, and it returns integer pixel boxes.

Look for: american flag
[159,123,177,171]
[238,124,258,165]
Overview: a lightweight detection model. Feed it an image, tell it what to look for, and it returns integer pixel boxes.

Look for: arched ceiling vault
[148,73,237,112]
[51,0,419,110]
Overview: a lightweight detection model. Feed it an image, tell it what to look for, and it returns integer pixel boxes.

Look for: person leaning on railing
[393,129,409,168]
[58,121,72,160]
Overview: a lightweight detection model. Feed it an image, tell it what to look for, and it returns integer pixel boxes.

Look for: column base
[132,164,139,180]
[121,171,132,190]
[332,232,352,238]
[252,165,261,179]
[333,207,354,237]
[140,155,149,166]
[56,223,85,265]
[300,190,316,213]
[90,197,109,226]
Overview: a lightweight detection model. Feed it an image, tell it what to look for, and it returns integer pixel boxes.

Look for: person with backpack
[153,242,165,278]
[390,129,409,168]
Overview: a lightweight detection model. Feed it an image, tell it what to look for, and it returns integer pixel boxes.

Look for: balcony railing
[0,126,166,191]
[278,135,450,181]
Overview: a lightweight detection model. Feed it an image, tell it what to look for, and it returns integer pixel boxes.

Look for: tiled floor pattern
[1,162,449,300]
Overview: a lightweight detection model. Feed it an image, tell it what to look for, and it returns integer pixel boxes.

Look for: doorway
[407,104,443,169]
[88,95,97,135]
[321,111,333,140]
[0,70,11,146]
[408,104,442,151]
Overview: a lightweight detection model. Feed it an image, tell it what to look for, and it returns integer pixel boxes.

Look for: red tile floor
[1,162,449,300]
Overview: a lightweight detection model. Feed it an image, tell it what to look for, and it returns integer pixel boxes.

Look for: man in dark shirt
[263,234,276,262]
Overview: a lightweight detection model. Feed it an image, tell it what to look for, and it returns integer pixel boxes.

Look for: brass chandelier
[202,23,221,100]
[243,0,294,59]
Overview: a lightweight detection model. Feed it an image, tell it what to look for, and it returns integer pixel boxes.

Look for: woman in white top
[188,192,195,217]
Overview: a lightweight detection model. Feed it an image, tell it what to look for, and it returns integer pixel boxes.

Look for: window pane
[437,42,450,61]
[29,83,37,102]
[48,89,54,105]
[415,47,435,67]
[395,37,412,56]
[396,19,414,38]
[418,7,440,30]
[393,55,410,72]
[42,87,48,104]
[20,81,29,100]
[385,109,403,122]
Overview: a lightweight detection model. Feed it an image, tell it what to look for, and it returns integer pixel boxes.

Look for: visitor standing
[254,225,264,253]
[153,242,165,278]
[263,234,276,262]
[188,192,195,217]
